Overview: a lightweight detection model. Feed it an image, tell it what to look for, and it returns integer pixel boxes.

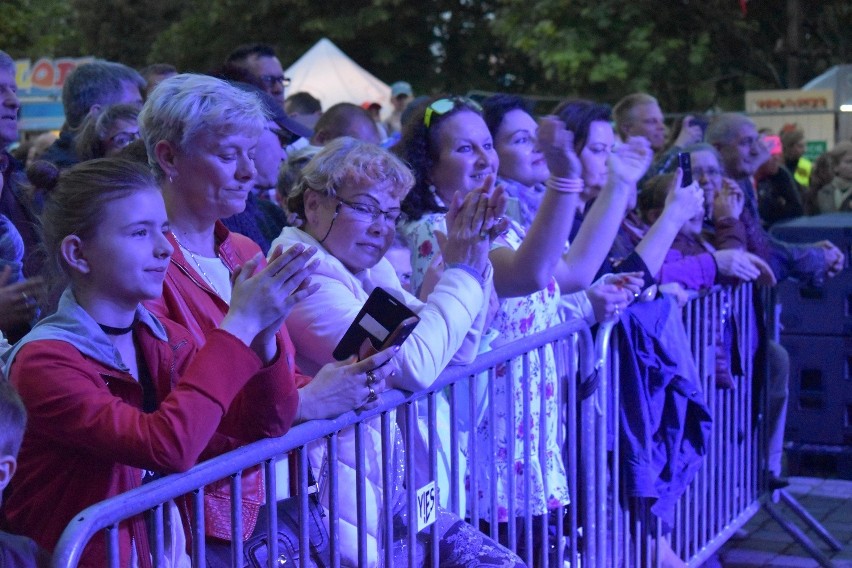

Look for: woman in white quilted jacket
[271,137,523,567]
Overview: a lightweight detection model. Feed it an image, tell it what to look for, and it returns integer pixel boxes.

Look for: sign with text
[746,89,837,153]
[745,89,835,113]
[15,57,94,97]
[415,481,437,532]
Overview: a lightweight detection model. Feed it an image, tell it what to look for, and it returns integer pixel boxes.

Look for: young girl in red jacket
[0,158,350,567]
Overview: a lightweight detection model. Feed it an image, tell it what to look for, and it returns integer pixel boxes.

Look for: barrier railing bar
[428,392,439,567]
[354,422,367,568]
[265,460,279,568]
[380,410,393,568]
[327,434,340,568]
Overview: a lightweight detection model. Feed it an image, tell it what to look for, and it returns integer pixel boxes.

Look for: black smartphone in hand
[678,152,692,187]
[333,287,420,361]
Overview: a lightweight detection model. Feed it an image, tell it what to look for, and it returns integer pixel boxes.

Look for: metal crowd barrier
[51,318,595,568]
[51,285,771,568]
[586,284,763,567]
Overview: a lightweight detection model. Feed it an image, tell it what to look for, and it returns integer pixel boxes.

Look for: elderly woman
[74,103,141,161]
[271,136,522,566]
[138,74,396,551]
[394,96,654,559]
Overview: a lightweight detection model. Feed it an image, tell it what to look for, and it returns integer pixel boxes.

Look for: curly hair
[288,137,414,222]
[392,96,483,221]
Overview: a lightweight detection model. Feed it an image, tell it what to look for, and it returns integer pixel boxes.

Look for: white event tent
[285,38,391,117]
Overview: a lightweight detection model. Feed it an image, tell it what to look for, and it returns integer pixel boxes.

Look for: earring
[428,184,437,195]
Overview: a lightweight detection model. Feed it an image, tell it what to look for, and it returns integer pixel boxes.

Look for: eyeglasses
[334,196,407,225]
[423,97,482,128]
[258,75,291,89]
[106,131,141,149]
[692,167,722,179]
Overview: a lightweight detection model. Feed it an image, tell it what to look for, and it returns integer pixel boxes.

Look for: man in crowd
[0,51,44,342]
[615,92,704,181]
[614,93,668,152]
[41,60,145,168]
[706,112,844,488]
[284,92,322,129]
[139,63,177,99]
[312,102,381,146]
[383,80,412,136]
[224,43,288,107]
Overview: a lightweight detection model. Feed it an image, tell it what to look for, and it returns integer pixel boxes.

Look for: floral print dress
[399,214,570,522]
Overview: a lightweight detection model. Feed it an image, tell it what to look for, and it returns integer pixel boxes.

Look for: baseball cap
[390,81,413,98]
[230,81,313,142]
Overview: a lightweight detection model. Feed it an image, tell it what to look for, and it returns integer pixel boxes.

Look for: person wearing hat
[222,83,314,253]
[361,101,388,141]
[384,81,413,136]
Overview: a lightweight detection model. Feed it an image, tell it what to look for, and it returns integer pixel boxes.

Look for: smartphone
[333,287,420,361]
[358,316,420,360]
[678,152,692,187]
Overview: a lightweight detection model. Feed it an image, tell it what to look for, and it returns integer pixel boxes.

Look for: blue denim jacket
[617,296,712,529]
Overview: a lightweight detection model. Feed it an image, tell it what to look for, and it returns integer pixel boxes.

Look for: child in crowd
[0,379,49,567]
[1,158,312,566]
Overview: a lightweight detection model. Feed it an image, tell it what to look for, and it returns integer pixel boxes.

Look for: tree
[0,0,79,59]
[490,0,852,112]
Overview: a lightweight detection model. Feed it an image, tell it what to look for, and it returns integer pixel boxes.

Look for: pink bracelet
[546,176,584,194]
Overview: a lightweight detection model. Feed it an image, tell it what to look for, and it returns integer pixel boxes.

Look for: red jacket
[143,223,307,540]
[4,319,291,567]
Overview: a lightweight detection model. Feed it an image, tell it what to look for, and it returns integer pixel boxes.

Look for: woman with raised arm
[482,94,642,324]
[394,96,653,560]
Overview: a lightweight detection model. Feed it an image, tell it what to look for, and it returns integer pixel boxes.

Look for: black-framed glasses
[258,75,291,89]
[333,196,406,225]
[423,97,483,128]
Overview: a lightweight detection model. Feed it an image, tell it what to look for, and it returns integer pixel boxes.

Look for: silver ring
[366,370,377,385]
[367,386,377,402]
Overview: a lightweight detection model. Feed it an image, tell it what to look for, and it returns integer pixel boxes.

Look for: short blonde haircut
[288,137,415,220]
[138,73,267,180]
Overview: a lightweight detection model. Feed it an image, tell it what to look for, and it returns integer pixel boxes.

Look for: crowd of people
[0,42,848,567]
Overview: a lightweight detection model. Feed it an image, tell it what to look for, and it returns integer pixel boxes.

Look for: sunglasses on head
[423,97,482,128]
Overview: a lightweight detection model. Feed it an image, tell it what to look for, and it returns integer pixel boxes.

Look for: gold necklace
[171,232,224,297]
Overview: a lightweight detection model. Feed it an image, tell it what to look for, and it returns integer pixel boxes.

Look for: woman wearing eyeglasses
[271,137,523,566]
[393,96,654,559]
[74,104,141,161]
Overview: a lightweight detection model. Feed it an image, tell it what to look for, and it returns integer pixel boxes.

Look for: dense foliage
[2,0,849,111]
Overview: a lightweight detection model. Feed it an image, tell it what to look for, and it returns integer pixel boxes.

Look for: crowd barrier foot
[762,488,842,568]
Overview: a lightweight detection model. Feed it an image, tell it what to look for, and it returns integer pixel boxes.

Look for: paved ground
[702,477,852,567]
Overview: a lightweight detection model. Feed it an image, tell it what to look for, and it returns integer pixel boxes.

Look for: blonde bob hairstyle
[288,137,415,221]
